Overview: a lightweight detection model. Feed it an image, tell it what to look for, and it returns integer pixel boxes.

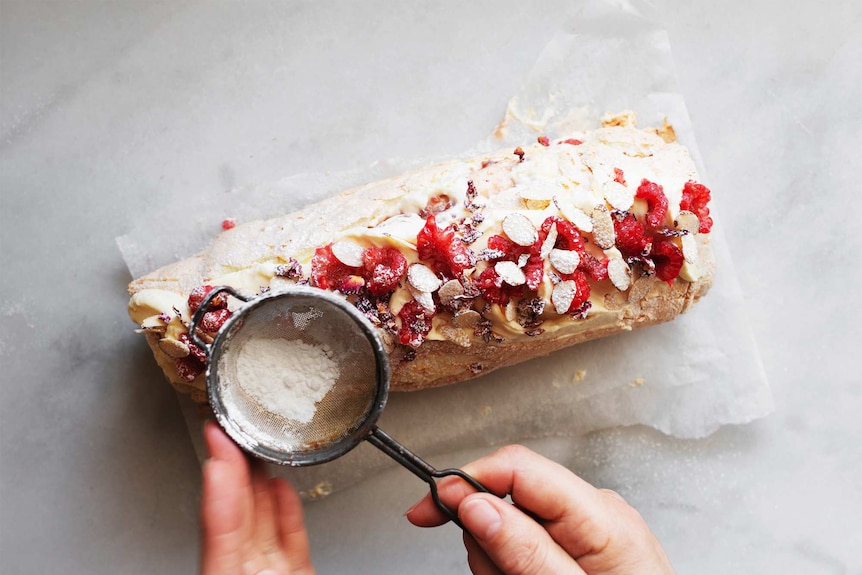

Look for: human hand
[200,420,315,575]
[405,445,674,575]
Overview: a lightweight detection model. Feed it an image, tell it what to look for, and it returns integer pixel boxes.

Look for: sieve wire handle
[188,285,252,355]
[366,426,490,530]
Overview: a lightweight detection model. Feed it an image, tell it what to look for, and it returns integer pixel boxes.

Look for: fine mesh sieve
[189,285,488,526]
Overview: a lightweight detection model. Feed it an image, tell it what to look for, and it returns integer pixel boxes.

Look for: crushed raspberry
[635,180,669,229]
[561,139,583,146]
[651,240,684,283]
[613,212,649,257]
[485,234,520,261]
[541,217,585,253]
[613,168,627,186]
[537,135,550,147]
[179,333,207,363]
[362,246,407,296]
[523,255,544,291]
[311,244,358,290]
[416,215,475,278]
[221,218,236,230]
[188,285,228,314]
[200,308,231,333]
[397,300,435,348]
[579,252,609,282]
[513,147,525,162]
[175,355,204,382]
[418,194,453,219]
[680,181,714,233]
[563,271,592,313]
[475,267,518,306]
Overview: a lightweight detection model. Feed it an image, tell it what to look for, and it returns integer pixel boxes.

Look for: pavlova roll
[128,114,715,403]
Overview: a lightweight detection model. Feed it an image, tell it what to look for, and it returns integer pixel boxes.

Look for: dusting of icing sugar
[236,338,340,423]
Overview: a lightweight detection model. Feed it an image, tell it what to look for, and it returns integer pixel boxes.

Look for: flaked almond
[158,337,190,359]
[438,279,465,307]
[608,257,632,291]
[557,200,593,232]
[601,180,634,211]
[331,239,365,267]
[502,213,538,246]
[628,275,656,304]
[438,325,473,348]
[674,210,700,234]
[551,280,576,314]
[408,263,442,293]
[517,253,530,268]
[495,261,527,286]
[410,287,436,314]
[452,309,481,329]
[518,183,556,210]
[681,233,699,264]
[548,249,580,274]
[540,222,559,258]
[590,205,615,249]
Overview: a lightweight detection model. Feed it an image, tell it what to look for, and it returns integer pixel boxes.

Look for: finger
[249,461,280,556]
[463,532,504,575]
[273,478,315,575]
[407,445,614,558]
[200,421,254,575]
[459,493,586,575]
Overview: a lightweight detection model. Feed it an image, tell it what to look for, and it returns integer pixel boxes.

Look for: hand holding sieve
[188,285,490,528]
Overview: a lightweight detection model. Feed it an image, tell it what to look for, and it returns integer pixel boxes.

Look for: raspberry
[397,300,435,348]
[362,247,407,295]
[221,218,236,230]
[651,240,684,283]
[537,135,550,146]
[635,180,669,229]
[613,212,649,257]
[311,244,357,290]
[188,285,228,314]
[200,308,231,333]
[485,234,520,261]
[613,167,626,186]
[175,355,204,383]
[513,147,525,162]
[561,139,583,146]
[579,252,609,282]
[523,255,544,291]
[540,217,585,253]
[179,333,208,363]
[680,181,714,233]
[416,215,475,278]
[475,267,520,306]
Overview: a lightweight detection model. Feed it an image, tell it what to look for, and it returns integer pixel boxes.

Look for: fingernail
[461,497,501,540]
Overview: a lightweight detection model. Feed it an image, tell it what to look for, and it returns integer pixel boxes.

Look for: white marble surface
[1,1,860,574]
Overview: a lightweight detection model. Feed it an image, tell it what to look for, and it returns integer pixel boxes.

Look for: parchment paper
[119,0,772,498]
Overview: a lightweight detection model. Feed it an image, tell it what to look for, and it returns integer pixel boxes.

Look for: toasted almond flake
[627,275,657,304]
[557,201,593,232]
[601,180,634,211]
[410,288,436,313]
[502,213,538,246]
[540,223,558,258]
[551,280,576,314]
[495,261,526,286]
[674,210,700,233]
[408,263,442,293]
[517,253,530,268]
[548,249,580,274]
[438,279,465,307]
[438,325,473,348]
[452,309,481,328]
[608,258,632,291]
[681,233,699,264]
[331,239,365,267]
[590,205,615,249]
[158,337,190,359]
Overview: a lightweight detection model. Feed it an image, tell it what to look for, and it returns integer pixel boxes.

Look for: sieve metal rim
[194,285,390,467]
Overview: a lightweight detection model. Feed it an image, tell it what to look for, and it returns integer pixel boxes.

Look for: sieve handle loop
[188,285,252,355]
[367,426,490,530]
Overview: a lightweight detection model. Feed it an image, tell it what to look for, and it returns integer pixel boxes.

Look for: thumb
[459,494,585,575]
